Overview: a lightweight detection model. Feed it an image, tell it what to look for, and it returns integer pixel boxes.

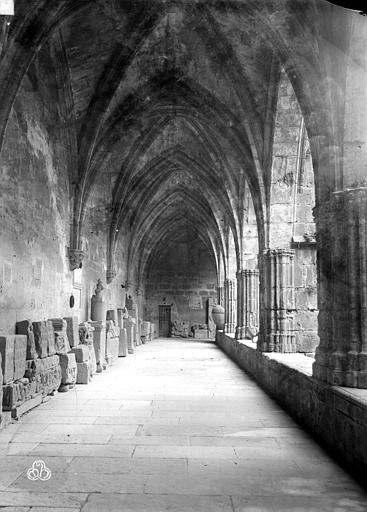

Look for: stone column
[224,279,237,334]
[313,187,367,388]
[258,249,296,352]
[218,286,224,307]
[235,270,259,340]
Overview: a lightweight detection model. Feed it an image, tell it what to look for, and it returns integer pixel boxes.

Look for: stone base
[258,332,298,353]
[106,338,119,364]
[76,362,90,384]
[11,394,42,420]
[118,328,128,357]
[217,332,367,475]
[59,353,77,386]
[71,345,89,363]
[313,361,367,389]
[193,329,209,339]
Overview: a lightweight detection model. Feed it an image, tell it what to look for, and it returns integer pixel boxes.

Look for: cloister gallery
[0,1,367,510]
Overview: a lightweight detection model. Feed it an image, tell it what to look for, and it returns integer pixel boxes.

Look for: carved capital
[106,269,117,284]
[69,249,85,271]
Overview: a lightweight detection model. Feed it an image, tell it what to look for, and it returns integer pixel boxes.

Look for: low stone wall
[216,332,367,476]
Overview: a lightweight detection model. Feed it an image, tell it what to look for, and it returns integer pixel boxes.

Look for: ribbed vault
[0,0,352,296]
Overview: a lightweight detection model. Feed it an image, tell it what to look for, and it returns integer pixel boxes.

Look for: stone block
[123,318,135,354]
[89,321,106,371]
[0,353,2,416]
[118,328,128,357]
[150,323,156,339]
[141,321,150,337]
[111,337,120,363]
[46,320,56,356]
[79,322,94,345]
[32,321,49,359]
[2,378,38,410]
[297,331,319,353]
[107,309,118,324]
[71,345,90,363]
[24,355,61,396]
[59,353,77,386]
[88,344,96,377]
[117,308,124,328]
[13,335,27,381]
[0,336,14,384]
[193,329,209,339]
[294,310,318,331]
[76,362,90,384]
[63,316,79,348]
[16,320,38,360]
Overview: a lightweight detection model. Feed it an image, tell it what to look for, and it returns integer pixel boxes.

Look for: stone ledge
[216,332,367,476]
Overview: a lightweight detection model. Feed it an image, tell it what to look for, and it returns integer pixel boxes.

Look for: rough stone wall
[145,237,217,332]
[217,333,367,476]
[0,56,128,333]
[0,66,72,333]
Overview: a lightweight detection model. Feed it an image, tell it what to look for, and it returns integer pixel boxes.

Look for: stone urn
[91,278,106,322]
[212,305,225,330]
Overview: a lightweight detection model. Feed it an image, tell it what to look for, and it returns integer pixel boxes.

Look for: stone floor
[0,338,366,512]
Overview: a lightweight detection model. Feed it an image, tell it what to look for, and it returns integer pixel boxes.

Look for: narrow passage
[0,338,366,511]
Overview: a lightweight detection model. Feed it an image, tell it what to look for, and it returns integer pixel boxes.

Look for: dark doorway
[159,305,171,337]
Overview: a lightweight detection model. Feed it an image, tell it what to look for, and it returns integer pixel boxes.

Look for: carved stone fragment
[32,321,50,359]
[16,320,38,360]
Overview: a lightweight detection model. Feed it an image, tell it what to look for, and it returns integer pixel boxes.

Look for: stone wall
[293,246,318,352]
[217,332,367,475]
[0,62,128,334]
[0,64,72,333]
[145,236,217,333]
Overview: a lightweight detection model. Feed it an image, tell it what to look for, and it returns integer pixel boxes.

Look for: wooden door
[159,305,171,337]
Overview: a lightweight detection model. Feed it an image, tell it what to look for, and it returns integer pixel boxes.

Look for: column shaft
[224,279,237,334]
[259,249,297,352]
[235,270,259,339]
[313,187,367,387]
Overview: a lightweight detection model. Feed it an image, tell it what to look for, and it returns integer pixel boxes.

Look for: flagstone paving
[0,338,366,511]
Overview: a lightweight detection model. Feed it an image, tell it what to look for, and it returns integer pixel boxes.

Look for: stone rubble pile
[0,304,154,425]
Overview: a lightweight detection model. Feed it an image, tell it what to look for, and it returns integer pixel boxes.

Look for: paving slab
[0,337,365,511]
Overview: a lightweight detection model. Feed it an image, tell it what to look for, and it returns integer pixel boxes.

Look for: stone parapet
[217,332,367,476]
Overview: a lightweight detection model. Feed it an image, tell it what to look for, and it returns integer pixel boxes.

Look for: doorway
[159,305,171,337]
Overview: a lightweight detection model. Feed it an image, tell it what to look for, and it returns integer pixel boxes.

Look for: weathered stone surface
[89,321,106,371]
[49,319,71,354]
[123,318,135,354]
[0,353,2,423]
[106,309,118,325]
[141,321,151,343]
[118,328,128,357]
[16,320,38,360]
[76,362,90,384]
[59,353,77,387]
[32,321,49,359]
[13,335,27,381]
[24,355,62,396]
[46,319,56,356]
[2,378,38,410]
[71,345,89,363]
[217,331,367,475]
[79,322,94,345]
[0,336,15,384]
[63,316,79,348]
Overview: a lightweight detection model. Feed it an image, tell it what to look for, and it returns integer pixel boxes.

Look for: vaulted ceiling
[0,0,353,283]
